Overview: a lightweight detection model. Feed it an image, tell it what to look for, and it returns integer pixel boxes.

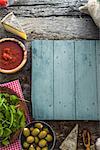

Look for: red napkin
[0,80,30,150]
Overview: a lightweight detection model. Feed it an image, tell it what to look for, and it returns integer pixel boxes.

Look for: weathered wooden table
[0,0,100,149]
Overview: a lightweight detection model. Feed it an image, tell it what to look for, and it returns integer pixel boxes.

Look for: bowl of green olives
[19,121,56,150]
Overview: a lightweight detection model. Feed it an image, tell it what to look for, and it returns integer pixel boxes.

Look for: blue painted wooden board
[32,40,100,120]
[54,41,75,120]
[96,40,100,120]
[32,40,54,120]
[75,41,98,120]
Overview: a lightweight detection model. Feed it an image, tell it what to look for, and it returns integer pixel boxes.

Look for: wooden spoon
[82,130,91,150]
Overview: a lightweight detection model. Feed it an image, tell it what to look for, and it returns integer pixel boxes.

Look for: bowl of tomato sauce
[0,38,27,74]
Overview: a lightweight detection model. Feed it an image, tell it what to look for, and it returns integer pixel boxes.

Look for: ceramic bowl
[0,38,27,74]
[19,121,56,150]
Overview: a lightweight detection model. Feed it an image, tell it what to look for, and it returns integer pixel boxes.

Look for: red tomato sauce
[0,41,23,70]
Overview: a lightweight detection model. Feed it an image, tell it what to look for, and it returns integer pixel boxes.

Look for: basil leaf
[2,138,9,146]
[3,128,12,138]
[20,114,26,128]
[9,106,14,128]
[0,124,3,137]
[10,95,19,105]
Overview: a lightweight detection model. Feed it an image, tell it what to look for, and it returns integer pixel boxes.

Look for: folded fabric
[79,0,100,28]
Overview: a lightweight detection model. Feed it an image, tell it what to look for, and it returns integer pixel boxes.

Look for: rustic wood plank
[96,40,100,120]
[32,40,54,120]
[31,40,99,120]
[75,40,98,120]
[0,17,99,40]
[54,40,75,120]
[48,121,100,150]
[0,0,99,40]
[0,0,87,17]
[6,5,85,17]
[15,0,87,6]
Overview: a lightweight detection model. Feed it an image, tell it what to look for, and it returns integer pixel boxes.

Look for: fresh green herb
[0,93,26,146]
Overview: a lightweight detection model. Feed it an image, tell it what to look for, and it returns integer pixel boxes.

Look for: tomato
[0,0,8,6]
[0,41,23,70]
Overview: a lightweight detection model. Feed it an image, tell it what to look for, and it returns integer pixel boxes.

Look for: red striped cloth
[0,80,30,150]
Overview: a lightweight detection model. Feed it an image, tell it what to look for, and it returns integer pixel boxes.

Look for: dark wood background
[0,0,100,149]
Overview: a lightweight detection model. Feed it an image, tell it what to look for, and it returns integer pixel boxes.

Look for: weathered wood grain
[6,4,86,17]
[48,121,100,150]
[15,0,87,6]
[0,0,100,148]
[0,17,99,40]
[31,40,100,120]
[0,0,99,40]
[32,40,54,120]
[75,41,98,120]
[54,41,75,120]
[1,0,88,17]
[11,0,88,17]
[96,41,100,120]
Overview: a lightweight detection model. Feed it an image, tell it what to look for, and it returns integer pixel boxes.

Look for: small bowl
[19,121,56,150]
[0,38,27,74]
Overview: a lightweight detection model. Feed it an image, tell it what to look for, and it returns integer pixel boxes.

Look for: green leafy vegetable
[0,124,3,137]
[9,106,14,128]
[3,128,12,138]
[0,93,26,146]
[2,139,9,146]
[10,95,19,105]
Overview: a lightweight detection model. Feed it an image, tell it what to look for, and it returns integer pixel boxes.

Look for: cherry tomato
[0,0,8,6]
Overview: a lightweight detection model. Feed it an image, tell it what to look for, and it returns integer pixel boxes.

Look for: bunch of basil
[0,93,26,146]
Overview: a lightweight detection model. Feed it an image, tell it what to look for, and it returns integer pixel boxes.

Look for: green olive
[38,131,47,139]
[45,134,53,142]
[26,136,34,144]
[42,147,48,150]
[30,127,34,131]
[29,144,35,150]
[34,123,43,129]
[43,128,49,134]
[23,128,30,137]
[39,139,47,148]
[23,141,29,149]
[35,137,39,144]
[31,128,40,136]
[36,146,41,150]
